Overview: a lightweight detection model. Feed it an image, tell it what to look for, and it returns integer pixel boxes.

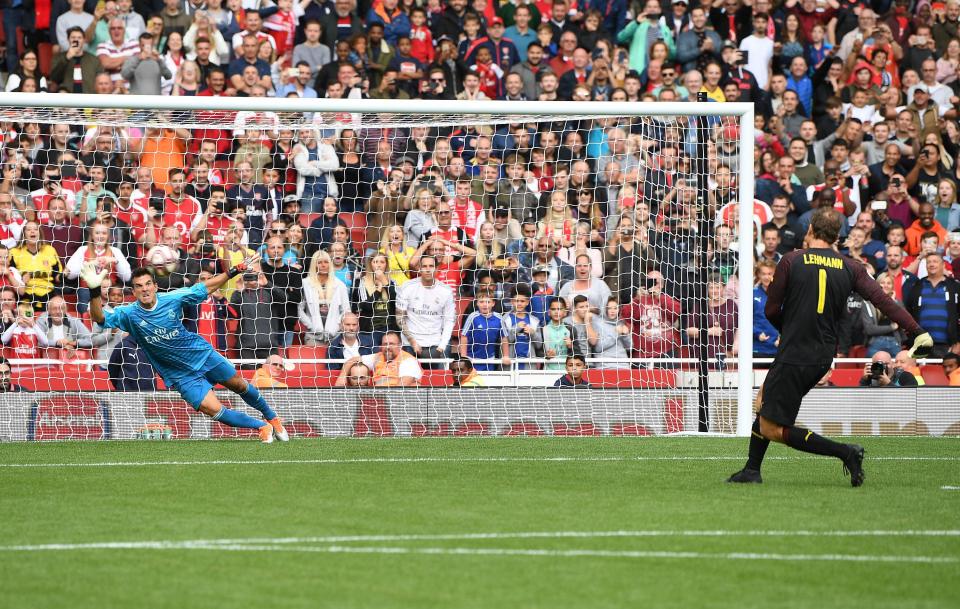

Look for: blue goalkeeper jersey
[102,283,215,382]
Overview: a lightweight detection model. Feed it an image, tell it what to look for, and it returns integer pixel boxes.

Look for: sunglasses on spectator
[270,228,286,233]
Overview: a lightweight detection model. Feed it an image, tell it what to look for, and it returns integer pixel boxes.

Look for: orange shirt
[904,219,948,257]
[251,367,288,388]
[141,129,187,190]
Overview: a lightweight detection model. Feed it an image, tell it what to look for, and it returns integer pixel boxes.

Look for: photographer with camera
[859,350,920,387]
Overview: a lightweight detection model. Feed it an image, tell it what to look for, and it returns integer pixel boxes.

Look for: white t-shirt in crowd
[739,35,774,90]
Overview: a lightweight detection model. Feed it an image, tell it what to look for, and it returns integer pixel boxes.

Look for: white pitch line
[0,455,958,468]
[10,541,954,565]
[943,486,960,490]
[4,529,959,552]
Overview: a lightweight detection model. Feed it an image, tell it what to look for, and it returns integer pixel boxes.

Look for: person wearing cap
[464,16,520,73]
[717,40,761,102]
[664,0,691,40]
[251,353,290,388]
[676,6,722,73]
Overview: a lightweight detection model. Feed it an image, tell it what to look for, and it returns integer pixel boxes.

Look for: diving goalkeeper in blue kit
[84,257,288,443]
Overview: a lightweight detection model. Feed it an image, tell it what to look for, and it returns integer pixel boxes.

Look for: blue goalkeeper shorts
[168,350,238,410]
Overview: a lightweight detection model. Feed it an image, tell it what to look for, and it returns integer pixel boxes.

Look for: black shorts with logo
[758,360,832,427]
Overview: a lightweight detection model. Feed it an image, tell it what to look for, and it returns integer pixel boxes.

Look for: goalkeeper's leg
[221,373,289,442]
[197,392,274,444]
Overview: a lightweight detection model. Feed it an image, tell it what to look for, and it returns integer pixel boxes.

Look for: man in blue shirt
[84,257,288,443]
[904,253,960,358]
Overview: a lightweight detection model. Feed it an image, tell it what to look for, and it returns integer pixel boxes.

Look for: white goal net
[0,94,756,438]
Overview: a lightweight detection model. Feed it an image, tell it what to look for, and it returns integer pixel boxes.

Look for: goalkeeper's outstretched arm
[202,254,260,294]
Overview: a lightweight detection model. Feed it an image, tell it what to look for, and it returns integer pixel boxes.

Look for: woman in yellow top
[379,224,414,286]
[10,221,62,311]
[700,61,726,103]
[215,222,255,304]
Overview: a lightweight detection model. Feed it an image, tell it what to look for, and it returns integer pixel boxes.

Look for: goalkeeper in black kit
[727,209,933,487]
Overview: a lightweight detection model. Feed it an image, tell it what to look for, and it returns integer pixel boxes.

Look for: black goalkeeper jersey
[765,248,922,365]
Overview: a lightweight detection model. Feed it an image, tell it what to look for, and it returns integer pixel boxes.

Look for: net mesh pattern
[0,100,755,435]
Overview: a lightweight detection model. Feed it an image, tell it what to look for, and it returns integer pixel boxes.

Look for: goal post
[0,93,755,437]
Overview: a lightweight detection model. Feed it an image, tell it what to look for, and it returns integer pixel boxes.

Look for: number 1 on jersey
[817,269,826,314]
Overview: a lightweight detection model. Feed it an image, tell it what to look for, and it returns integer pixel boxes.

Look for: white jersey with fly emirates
[396,279,456,348]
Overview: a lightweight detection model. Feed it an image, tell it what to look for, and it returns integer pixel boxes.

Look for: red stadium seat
[340,212,366,229]
[582,369,677,388]
[919,365,949,386]
[14,367,113,391]
[830,369,864,387]
[282,345,336,387]
[420,371,452,386]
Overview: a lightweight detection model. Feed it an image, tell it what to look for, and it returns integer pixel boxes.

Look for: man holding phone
[121,32,171,95]
[50,27,103,94]
[738,12,772,89]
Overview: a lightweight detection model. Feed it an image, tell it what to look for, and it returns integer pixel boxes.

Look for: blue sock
[213,406,267,430]
[239,384,277,420]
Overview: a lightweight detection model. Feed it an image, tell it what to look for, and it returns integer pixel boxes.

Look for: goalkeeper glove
[908,332,933,358]
[227,253,260,279]
[80,261,108,290]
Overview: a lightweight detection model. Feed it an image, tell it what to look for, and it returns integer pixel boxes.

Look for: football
[144,244,179,277]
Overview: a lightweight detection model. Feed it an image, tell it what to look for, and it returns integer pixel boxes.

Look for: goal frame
[0,93,755,436]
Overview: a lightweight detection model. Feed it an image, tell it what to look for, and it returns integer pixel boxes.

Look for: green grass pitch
[0,437,957,609]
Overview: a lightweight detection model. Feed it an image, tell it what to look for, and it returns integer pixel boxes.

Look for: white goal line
[2,531,955,564]
[1,455,959,469]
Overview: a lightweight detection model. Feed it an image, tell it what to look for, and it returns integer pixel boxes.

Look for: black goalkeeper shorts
[758,360,832,427]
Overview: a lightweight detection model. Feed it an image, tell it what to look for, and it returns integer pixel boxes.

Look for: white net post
[737,108,756,438]
[0,93,755,437]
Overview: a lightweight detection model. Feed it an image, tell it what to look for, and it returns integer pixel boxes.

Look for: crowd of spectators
[0,0,959,387]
